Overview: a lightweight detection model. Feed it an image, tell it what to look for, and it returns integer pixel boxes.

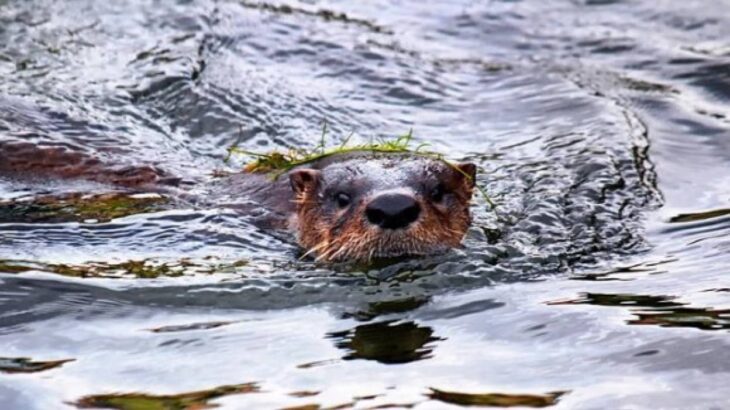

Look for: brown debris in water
[669,207,730,223]
[427,388,566,408]
[0,261,34,274]
[295,359,339,369]
[288,391,320,398]
[147,321,238,333]
[280,405,322,410]
[0,356,75,374]
[74,382,260,410]
[0,257,249,278]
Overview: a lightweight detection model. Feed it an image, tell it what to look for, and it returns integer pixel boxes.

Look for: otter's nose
[366,193,421,229]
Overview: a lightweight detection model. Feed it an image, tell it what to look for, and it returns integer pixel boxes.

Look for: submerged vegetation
[227,127,496,208]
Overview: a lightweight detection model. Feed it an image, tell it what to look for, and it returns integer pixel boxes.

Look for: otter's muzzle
[365,193,420,230]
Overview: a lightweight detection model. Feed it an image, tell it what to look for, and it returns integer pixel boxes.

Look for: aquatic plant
[226,126,496,208]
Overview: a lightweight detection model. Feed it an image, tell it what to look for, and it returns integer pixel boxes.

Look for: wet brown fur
[293,159,475,263]
[0,141,173,187]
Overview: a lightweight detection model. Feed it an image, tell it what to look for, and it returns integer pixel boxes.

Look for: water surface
[1,0,729,408]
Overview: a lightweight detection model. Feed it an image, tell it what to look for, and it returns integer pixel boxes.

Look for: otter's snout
[365,193,421,230]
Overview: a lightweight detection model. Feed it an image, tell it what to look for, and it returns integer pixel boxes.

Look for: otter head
[289,155,476,262]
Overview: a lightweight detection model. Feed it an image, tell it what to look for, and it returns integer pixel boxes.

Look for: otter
[0,142,476,263]
[213,152,477,262]
[291,154,476,262]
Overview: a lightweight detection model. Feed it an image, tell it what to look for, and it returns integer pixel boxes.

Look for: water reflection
[631,308,730,331]
[343,297,430,321]
[550,293,683,308]
[328,321,440,364]
[550,293,730,331]
[569,258,677,281]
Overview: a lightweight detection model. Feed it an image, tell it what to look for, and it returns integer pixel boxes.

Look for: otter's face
[289,158,476,262]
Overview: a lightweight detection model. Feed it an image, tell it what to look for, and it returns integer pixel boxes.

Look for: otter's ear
[289,169,321,194]
[455,162,477,189]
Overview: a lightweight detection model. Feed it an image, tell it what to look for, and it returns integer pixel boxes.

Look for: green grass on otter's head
[226,127,434,174]
[225,126,496,209]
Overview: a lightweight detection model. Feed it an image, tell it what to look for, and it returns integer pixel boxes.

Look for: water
[0,0,728,408]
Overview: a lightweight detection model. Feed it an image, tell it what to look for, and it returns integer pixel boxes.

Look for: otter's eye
[430,184,445,202]
[335,192,351,208]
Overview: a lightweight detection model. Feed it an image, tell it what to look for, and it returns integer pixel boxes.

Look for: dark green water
[0,0,729,408]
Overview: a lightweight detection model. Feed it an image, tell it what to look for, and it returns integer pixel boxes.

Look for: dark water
[0,0,729,408]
